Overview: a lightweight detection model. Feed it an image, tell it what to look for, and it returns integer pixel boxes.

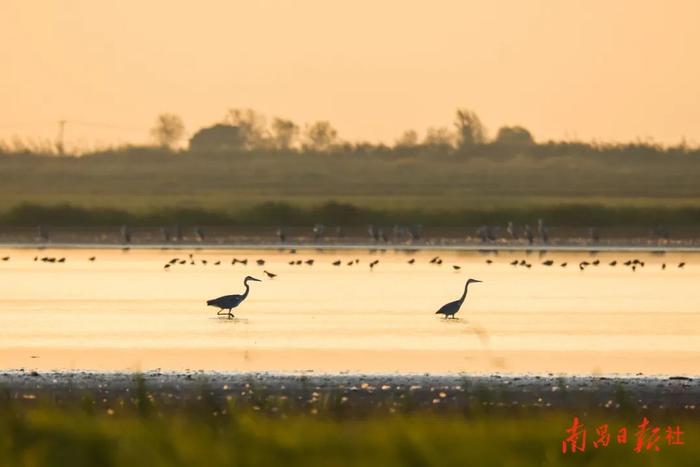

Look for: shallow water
[0,248,698,375]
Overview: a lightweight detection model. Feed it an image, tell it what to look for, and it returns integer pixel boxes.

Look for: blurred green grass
[3,147,700,227]
[2,149,700,210]
[1,406,697,466]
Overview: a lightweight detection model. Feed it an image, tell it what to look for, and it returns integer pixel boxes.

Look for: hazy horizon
[3,0,700,148]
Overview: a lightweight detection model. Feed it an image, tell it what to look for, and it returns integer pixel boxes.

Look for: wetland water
[0,248,698,375]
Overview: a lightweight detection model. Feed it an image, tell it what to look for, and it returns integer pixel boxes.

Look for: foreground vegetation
[1,404,696,467]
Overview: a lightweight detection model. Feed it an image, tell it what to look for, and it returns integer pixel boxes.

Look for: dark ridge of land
[1,203,700,232]
[1,222,699,247]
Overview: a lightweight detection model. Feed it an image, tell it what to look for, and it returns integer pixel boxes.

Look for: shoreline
[1,371,697,414]
[3,242,700,252]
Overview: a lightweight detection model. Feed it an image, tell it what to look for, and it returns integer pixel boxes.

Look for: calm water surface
[0,248,698,375]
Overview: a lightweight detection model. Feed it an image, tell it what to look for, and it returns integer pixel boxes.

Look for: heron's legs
[217,309,227,315]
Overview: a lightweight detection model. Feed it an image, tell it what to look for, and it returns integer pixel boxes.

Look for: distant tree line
[147,108,530,153]
[1,107,696,157]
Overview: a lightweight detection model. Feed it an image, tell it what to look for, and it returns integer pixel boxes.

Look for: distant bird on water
[435,279,482,319]
[206,276,261,319]
[263,270,277,279]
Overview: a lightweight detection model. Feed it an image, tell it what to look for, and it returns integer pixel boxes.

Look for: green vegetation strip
[2,202,700,227]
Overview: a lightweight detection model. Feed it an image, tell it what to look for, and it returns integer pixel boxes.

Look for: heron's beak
[472,279,483,283]
[250,277,262,282]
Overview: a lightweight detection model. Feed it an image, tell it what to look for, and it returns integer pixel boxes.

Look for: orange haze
[2,0,699,148]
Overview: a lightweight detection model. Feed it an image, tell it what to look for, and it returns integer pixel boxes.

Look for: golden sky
[2,0,699,148]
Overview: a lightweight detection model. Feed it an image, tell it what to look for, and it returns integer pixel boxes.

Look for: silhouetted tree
[495,126,535,146]
[151,113,185,148]
[423,127,455,148]
[395,130,419,148]
[303,121,338,151]
[271,118,299,150]
[224,108,270,149]
[454,108,486,148]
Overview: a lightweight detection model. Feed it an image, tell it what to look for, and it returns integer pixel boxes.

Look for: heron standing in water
[435,279,482,319]
[206,276,261,319]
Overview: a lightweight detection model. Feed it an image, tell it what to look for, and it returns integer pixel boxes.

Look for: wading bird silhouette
[206,276,261,319]
[435,279,482,319]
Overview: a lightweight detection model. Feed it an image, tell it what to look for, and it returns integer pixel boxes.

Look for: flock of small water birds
[152,250,688,319]
[0,251,690,320]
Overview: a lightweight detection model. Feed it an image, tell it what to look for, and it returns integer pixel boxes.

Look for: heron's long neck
[241,281,251,299]
[459,282,471,303]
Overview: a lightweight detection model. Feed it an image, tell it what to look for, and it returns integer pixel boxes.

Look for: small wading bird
[206,276,261,319]
[436,279,482,319]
